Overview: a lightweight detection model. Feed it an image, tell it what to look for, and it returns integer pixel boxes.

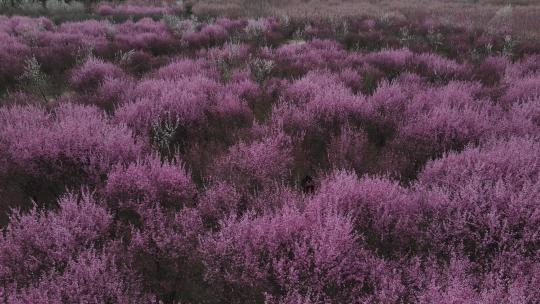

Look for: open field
[0,0,539,303]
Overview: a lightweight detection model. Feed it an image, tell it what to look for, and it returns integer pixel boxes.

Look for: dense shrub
[272,70,368,175]
[6,249,153,303]
[182,23,229,48]
[200,204,402,303]
[0,33,31,88]
[418,136,540,261]
[364,48,414,78]
[0,193,112,290]
[275,70,368,135]
[113,18,177,54]
[311,171,425,256]
[269,40,352,77]
[116,76,250,137]
[509,96,540,129]
[473,56,509,86]
[90,76,135,109]
[70,57,125,92]
[104,155,196,211]
[115,74,253,176]
[501,74,540,106]
[197,181,241,229]
[326,124,368,171]
[127,205,204,303]
[0,104,142,204]
[371,81,496,179]
[152,58,218,80]
[119,50,159,76]
[210,130,293,193]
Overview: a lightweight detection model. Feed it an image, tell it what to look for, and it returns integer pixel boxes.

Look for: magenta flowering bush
[270,39,352,77]
[364,48,414,77]
[472,56,509,86]
[115,72,253,177]
[326,124,368,171]
[197,181,241,228]
[275,70,367,134]
[199,205,394,303]
[104,156,196,210]
[271,70,368,175]
[501,74,540,106]
[111,18,177,54]
[152,58,218,80]
[91,76,135,109]
[7,248,154,303]
[365,80,502,179]
[509,96,540,128]
[116,76,247,135]
[127,205,204,302]
[310,171,425,256]
[0,10,539,304]
[0,33,31,88]
[415,254,540,303]
[0,192,112,290]
[409,136,540,293]
[182,23,229,48]
[210,130,293,193]
[70,57,125,92]
[0,104,142,206]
